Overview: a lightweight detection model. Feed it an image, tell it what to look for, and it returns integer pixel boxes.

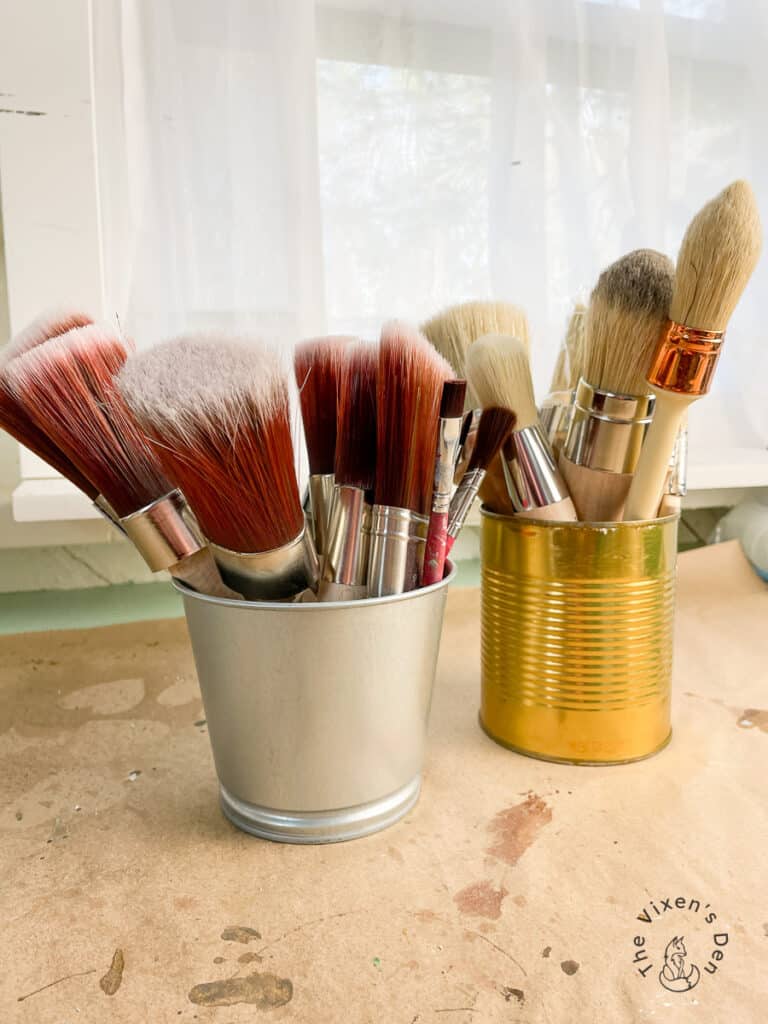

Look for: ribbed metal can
[480,509,678,764]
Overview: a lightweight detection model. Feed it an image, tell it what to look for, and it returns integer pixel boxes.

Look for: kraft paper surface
[0,539,765,1022]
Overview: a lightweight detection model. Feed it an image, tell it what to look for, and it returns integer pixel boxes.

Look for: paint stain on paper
[737,708,768,733]
[221,925,262,944]
[560,960,579,976]
[487,794,553,865]
[542,946,552,958]
[501,986,525,1004]
[99,949,124,995]
[454,881,508,920]
[238,951,263,964]
[188,971,292,1008]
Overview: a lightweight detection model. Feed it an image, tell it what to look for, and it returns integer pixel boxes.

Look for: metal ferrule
[210,525,320,601]
[539,390,576,458]
[501,424,571,514]
[648,320,724,396]
[433,417,464,514]
[668,422,688,497]
[367,506,428,598]
[323,485,372,587]
[454,409,481,484]
[93,493,125,534]
[563,378,655,474]
[447,468,485,540]
[308,473,335,555]
[120,490,205,572]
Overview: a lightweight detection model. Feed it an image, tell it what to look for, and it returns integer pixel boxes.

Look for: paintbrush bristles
[584,249,674,396]
[294,337,350,475]
[670,180,762,332]
[468,406,517,472]
[440,379,467,420]
[548,304,586,393]
[466,334,538,429]
[335,341,377,491]
[0,307,94,366]
[118,334,303,553]
[375,321,452,515]
[5,325,170,516]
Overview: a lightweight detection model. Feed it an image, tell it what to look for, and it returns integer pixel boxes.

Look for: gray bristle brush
[560,249,674,522]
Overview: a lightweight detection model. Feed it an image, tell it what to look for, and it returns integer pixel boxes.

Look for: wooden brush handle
[422,511,448,586]
[559,455,634,523]
[516,496,577,523]
[169,548,243,600]
[624,392,694,522]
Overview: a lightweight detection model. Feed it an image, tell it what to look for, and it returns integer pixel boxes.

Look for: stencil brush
[368,321,452,596]
[625,181,763,520]
[6,324,232,596]
[422,301,530,409]
[446,406,516,555]
[120,333,318,601]
[560,250,674,521]
[321,341,377,601]
[467,334,576,521]
[294,337,350,555]
[422,379,467,586]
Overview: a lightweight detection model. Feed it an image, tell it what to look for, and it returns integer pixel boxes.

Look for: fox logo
[659,936,700,992]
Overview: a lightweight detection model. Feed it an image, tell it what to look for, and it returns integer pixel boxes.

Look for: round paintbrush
[422,379,467,586]
[320,340,377,601]
[0,308,102,504]
[467,334,576,521]
[368,321,453,596]
[446,405,517,553]
[5,324,232,596]
[560,250,674,522]
[625,181,763,521]
[119,333,318,601]
[294,336,351,556]
[540,303,585,457]
[421,301,530,410]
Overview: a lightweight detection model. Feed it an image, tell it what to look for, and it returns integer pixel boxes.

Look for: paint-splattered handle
[422,512,448,586]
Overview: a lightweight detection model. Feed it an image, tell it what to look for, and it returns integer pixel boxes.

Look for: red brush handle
[422,511,448,586]
[444,533,456,556]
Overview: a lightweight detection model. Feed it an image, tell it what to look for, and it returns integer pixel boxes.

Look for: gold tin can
[480,508,678,764]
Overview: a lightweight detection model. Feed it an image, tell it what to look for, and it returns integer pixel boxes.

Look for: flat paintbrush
[422,379,466,586]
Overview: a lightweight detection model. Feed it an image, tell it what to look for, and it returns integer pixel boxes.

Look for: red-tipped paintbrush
[368,321,452,597]
[320,340,377,601]
[294,336,350,556]
[119,333,319,601]
[422,379,466,586]
[0,308,103,506]
[446,406,517,555]
[6,324,233,597]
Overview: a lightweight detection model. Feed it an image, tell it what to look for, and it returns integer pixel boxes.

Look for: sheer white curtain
[92,0,768,462]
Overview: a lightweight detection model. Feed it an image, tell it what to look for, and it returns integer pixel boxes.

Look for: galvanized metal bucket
[480,509,677,764]
[176,563,455,843]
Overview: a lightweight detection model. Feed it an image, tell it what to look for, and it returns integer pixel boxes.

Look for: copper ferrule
[432,416,464,515]
[563,378,655,474]
[648,320,724,396]
[209,525,320,601]
[447,468,485,540]
[501,423,571,513]
[367,505,428,597]
[539,389,576,458]
[454,409,481,484]
[120,490,205,572]
[93,493,125,534]
[322,485,372,588]
[308,473,335,555]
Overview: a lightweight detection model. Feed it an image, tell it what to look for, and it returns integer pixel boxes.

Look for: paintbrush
[6,323,234,596]
[119,333,318,601]
[294,337,350,556]
[625,181,762,520]
[368,321,452,596]
[320,340,377,601]
[559,249,674,521]
[422,301,530,410]
[422,379,467,586]
[0,308,110,512]
[539,303,585,458]
[445,406,517,555]
[467,334,576,521]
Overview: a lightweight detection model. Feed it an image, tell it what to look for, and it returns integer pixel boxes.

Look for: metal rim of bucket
[481,506,679,530]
